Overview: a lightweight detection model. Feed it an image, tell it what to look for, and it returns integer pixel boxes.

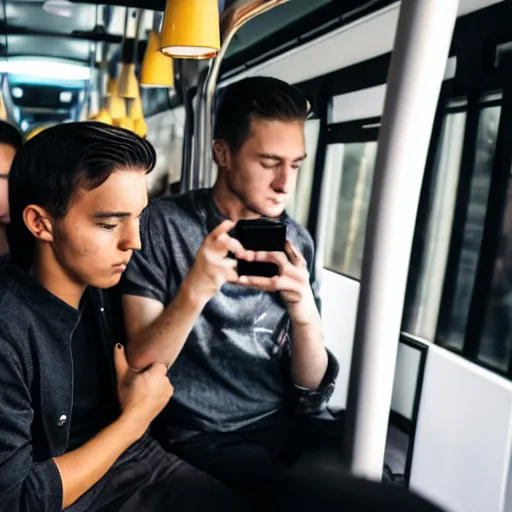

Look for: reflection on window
[480,174,512,370]
[439,98,502,351]
[287,119,320,227]
[323,141,377,279]
[404,104,467,340]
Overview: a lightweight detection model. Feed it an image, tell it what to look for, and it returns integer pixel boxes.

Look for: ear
[212,139,230,168]
[23,205,55,243]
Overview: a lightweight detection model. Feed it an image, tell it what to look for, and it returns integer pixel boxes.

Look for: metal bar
[343,0,459,479]
[193,0,289,190]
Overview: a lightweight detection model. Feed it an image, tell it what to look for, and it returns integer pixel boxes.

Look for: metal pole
[343,0,459,480]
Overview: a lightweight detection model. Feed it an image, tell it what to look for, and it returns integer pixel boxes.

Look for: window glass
[404,104,467,340]
[438,99,502,351]
[323,141,377,278]
[480,170,512,370]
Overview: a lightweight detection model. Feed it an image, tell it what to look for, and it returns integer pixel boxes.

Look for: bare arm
[288,295,328,390]
[123,281,207,371]
[239,242,328,389]
[124,220,253,371]
[57,344,172,509]
[54,414,142,509]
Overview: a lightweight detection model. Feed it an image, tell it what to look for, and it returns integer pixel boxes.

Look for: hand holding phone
[235,219,286,277]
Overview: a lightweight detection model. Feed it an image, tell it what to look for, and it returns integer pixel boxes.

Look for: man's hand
[238,241,317,325]
[114,344,173,439]
[185,220,255,304]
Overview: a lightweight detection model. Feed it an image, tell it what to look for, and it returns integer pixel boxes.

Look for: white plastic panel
[329,57,457,124]
[410,345,512,512]
[391,343,421,420]
[330,85,387,124]
[320,268,423,419]
[320,269,360,409]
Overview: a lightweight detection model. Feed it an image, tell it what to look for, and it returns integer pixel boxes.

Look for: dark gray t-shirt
[120,189,337,436]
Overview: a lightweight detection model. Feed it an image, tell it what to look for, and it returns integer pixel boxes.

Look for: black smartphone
[235,219,286,277]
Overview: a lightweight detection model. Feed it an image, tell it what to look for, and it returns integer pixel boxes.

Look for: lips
[112,261,129,272]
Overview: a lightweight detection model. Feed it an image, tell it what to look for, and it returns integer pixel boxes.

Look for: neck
[32,245,85,310]
[212,174,261,221]
[0,224,8,256]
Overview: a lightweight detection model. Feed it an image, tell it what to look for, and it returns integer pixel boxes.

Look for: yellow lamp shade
[134,117,147,138]
[141,31,174,88]
[106,76,118,96]
[0,96,7,121]
[118,63,139,99]
[94,108,113,125]
[118,117,135,131]
[128,97,144,120]
[160,0,220,59]
[107,95,126,120]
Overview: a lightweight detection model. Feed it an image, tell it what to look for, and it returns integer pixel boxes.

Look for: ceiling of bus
[0,0,501,130]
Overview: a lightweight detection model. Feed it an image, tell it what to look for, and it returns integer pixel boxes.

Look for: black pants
[162,412,346,508]
[163,413,445,512]
[66,435,248,512]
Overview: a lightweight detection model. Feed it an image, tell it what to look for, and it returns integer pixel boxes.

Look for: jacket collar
[1,264,80,332]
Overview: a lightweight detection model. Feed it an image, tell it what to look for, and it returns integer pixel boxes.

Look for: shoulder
[0,278,32,370]
[146,189,208,221]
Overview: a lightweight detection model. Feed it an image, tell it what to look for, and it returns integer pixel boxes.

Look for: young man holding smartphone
[119,77,339,500]
[0,122,246,512]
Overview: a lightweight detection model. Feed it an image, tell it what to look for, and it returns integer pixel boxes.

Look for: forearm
[290,304,328,390]
[126,278,208,370]
[53,415,142,509]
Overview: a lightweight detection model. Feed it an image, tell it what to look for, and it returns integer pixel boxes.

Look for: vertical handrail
[343,0,459,480]
[192,0,289,191]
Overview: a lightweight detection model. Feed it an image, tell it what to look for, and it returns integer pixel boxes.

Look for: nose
[272,166,294,194]
[119,218,142,252]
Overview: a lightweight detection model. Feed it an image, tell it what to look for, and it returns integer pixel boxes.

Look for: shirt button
[57,415,67,427]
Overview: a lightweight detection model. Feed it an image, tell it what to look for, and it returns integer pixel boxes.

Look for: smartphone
[235,219,286,277]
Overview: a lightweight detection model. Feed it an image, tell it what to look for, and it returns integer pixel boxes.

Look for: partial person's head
[0,121,23,224]
[8,122,156,289]
[213,76,309,218]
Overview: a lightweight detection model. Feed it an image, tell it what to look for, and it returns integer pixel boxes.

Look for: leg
[169,429,291,507]
[77,436,248,512]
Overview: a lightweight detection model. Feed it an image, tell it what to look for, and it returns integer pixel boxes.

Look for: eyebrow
[93,211,131,220]
[258,153,307,162]
[0,173,8,179]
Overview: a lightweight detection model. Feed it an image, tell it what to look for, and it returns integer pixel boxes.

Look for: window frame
[318,115,380,280]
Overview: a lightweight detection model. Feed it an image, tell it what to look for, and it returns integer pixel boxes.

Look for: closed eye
[98,223,117,231]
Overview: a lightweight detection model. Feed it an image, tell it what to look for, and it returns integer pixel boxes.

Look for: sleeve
[0,331,63,512]
[285,225,340,415]
[119,202,173,306]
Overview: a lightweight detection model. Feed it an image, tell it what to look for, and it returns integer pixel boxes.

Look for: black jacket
[0,265,119,511]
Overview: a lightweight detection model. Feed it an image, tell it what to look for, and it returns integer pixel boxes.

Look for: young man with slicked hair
[0,122,246,512]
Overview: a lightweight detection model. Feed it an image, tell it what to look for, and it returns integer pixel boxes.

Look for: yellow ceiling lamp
[141,30,174,88]
[118,59,139,99]
[106,78,127,120]
[126,96,146,137]
[118,8,141,99]
[117,116,135,131]
[0,94,7,121]
[160,0,221,59]
[128,96,144,120]
[93,107,113,125]
[133,117,147,138]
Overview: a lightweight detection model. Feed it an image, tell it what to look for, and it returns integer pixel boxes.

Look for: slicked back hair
[0,120,23,151]
[8,121,156,270]
[213,76,310,154]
